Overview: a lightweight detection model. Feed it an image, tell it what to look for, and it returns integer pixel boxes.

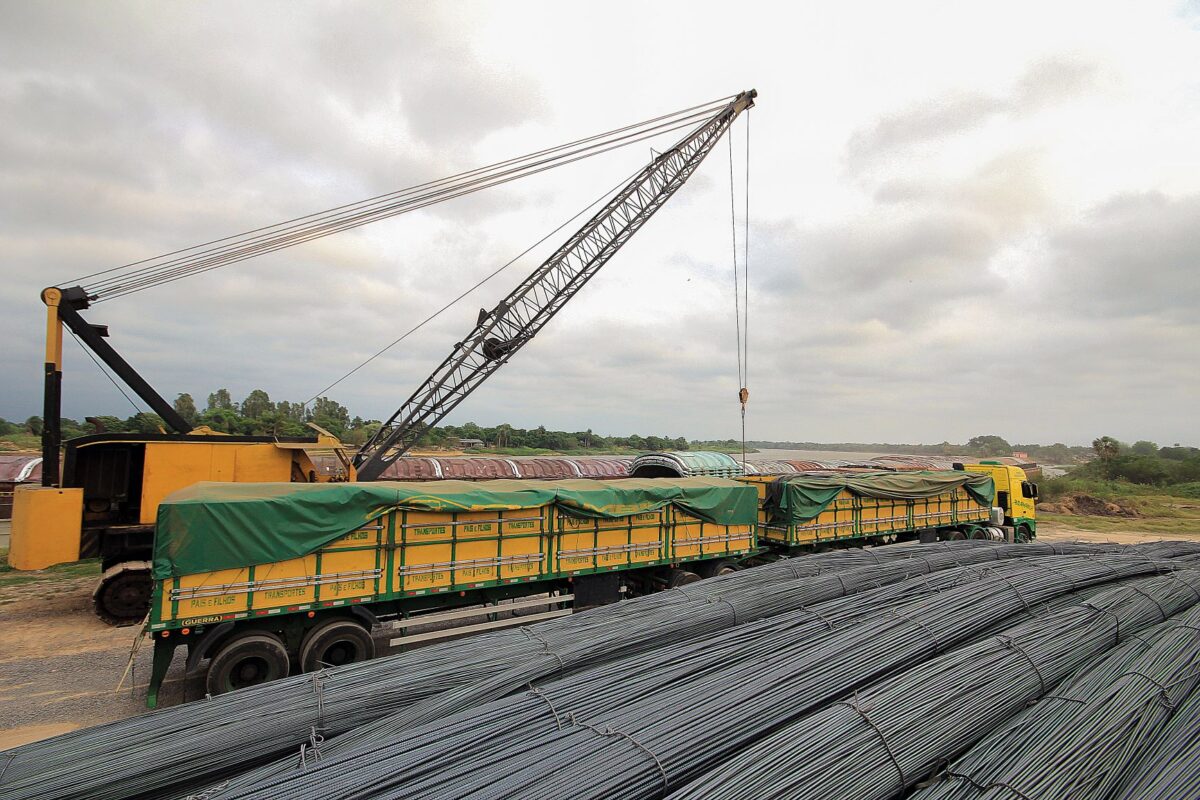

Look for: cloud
[846,56,1101,172]
[1045,191,1200,321]
[1,1,1198,450]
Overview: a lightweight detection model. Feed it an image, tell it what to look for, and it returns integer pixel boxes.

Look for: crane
[14,89,757,623]
[355,89,757,479]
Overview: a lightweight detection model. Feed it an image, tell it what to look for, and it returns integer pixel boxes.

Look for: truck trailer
[140,467,1032,706]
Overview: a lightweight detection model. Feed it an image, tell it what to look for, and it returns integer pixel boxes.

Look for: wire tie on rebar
[1122,670,1176,710]
[0,752,15,784]
[526,684,565,729]
[913,757,952,790]
[185,781,231,800]
[800,604,836,631]
[715,596,740,626]
[1030,558,1078,592]
[837,694,907,793]
[996,575,1035,616]
[542,647,567,673]
[521,626,549,646]
[1123,584,1169,622]
[942,769,988,792]
[311,669,328,733]
[570,716,670,792]
[1165,572,1200,603]
[887,608,942,653]
[985,779,1038,800]
[1082,602,1121,647]
[1040,694,1086,706]
[997,636,1048,695]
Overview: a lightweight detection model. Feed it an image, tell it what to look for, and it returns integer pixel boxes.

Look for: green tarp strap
[765,470,995,524]
[153,477,757,579]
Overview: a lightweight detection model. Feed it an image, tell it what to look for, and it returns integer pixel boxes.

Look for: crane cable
[728,111,751,466]
[300,162,646,408]
[68,96,736,302]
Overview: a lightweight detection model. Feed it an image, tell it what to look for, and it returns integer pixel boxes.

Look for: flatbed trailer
[144,477,757,706]
[143,468,1035,706]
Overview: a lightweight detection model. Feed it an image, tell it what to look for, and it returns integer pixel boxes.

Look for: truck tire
[665,568,702,588]
[92,561,153,626]
[206,632,290,695]
[694,559,738,579]
[299,618,375,673]
[1016,524,1033,543]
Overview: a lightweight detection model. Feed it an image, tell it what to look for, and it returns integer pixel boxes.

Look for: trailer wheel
[299,618,375,672]
[206,632,290,695]
[665,568,702,588]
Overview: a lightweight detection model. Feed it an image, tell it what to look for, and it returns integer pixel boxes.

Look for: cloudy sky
[1,1,1197,447]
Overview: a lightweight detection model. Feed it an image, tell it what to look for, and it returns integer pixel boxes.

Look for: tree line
[747,435,1091,463]
[0,388,691,452]
[1080,436,1200,487]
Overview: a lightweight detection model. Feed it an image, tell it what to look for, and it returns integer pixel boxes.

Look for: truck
[141,464,1031,706]
[144,476,758,706]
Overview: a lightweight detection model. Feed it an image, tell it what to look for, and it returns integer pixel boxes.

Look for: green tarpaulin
[765,470,995,524]
[153,477,758,579]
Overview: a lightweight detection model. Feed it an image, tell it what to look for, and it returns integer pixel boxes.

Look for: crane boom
[353,89,757,480]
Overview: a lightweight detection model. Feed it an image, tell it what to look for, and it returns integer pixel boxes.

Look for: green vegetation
[1035,436,1200,535]
[0,548,100,594]
[435,423,691,453]
[1064,437,1200,488]
[746,435,1089,463]
[1,391,702,454]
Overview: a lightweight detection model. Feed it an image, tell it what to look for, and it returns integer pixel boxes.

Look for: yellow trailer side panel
[156,497,749,627]
[670,510,753,559]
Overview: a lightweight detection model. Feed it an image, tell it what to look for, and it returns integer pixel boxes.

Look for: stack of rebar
[667,569,1200,800]
[2,541,1045,800]
[200,552,1192,800]
[5,540,1200,800]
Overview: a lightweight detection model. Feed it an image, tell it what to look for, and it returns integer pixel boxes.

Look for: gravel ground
[0,569,552,749]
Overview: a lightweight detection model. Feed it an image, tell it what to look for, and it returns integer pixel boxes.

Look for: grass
[1039,489,1200,535]
[0,433,39,452]
[0,547,100,590]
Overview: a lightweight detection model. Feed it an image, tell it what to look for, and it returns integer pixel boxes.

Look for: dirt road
[1035,518,1200,546]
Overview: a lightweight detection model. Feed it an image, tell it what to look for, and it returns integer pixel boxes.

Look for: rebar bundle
[970,602,1200,800]
[667,569,1200,800]
[5,541,1200,800]
[190,553,1068,800]
[210,553,1186,800]
[1112,681,1200,799]
[1,541,1037,800]
[909,614,1170,800]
